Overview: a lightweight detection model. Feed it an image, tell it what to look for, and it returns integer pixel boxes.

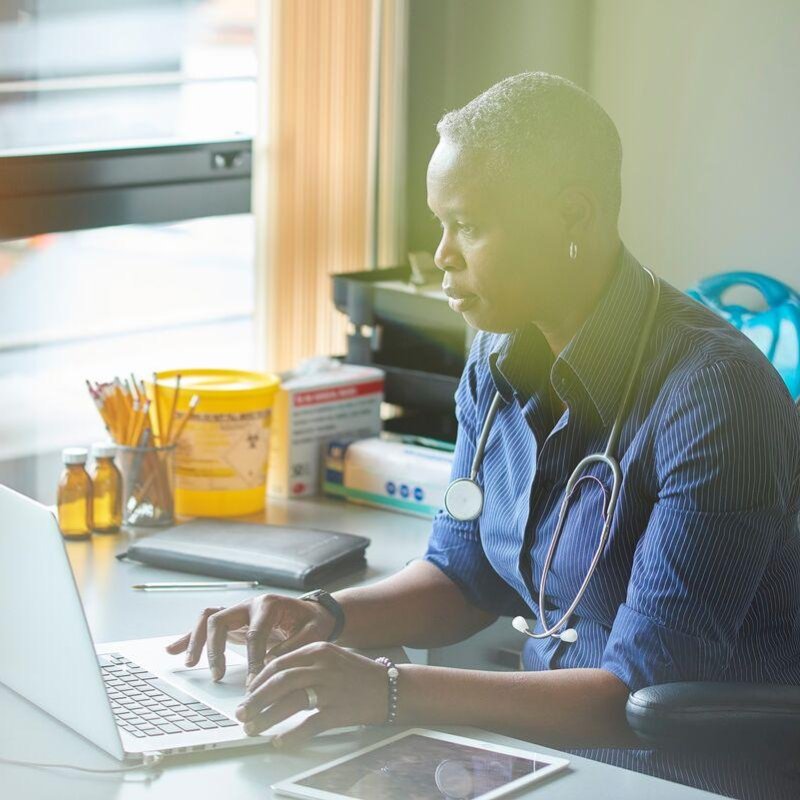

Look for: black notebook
[118,519,370,590]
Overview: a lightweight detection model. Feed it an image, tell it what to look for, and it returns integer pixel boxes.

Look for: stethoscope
[443,267,661,644]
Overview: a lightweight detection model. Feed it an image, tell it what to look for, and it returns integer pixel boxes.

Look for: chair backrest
[626,681,800,761]
[687,271,800,402]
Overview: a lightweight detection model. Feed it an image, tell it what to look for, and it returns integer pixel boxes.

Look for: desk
[0,497,723,799]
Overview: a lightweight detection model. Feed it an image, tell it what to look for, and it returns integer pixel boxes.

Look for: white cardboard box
[323,437,454,518]
[267,364,384,499]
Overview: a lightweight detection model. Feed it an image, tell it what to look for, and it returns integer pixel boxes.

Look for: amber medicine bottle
[90,442,122,533]
[57,448,93,539]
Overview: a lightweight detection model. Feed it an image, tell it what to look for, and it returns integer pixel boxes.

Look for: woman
[168,73,800,799]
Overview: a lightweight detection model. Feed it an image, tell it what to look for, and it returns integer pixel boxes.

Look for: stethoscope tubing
[535,452,621,639]
[469,392,504,481]
[445,266,661,641]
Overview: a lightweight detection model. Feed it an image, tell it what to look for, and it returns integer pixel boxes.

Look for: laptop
[0,484,314,762]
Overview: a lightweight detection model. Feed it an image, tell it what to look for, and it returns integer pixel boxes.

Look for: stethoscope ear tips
[511,616,530,634]
[511,616,578,643]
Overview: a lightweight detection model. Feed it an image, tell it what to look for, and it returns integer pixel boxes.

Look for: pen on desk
[132,580,261,591]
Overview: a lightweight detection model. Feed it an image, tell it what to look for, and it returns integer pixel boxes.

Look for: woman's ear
[557,186,596,236]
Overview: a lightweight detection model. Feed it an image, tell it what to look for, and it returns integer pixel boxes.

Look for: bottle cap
[62,447,88,465]
[92,441,117,459]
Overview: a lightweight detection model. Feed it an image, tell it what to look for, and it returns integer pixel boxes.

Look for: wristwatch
[298,589,345,642]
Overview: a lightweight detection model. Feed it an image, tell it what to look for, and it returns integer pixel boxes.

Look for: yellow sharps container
[151,369,280,518]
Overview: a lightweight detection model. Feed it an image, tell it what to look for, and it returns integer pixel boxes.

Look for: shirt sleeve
[423,334,527,617]
[602,359,800,691]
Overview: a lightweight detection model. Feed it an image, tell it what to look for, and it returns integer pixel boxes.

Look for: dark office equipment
[627,682,800,762]
[332,265,475,441]
[0,128,252,239]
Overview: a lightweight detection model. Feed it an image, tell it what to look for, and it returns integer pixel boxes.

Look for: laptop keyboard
[99,652,239,738]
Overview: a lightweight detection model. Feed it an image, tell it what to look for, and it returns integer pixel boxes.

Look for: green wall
[403,0,800,292]
[590,0,800,290]
[405,0,591,255]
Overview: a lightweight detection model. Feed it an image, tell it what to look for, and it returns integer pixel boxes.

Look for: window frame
[0,135,252,238]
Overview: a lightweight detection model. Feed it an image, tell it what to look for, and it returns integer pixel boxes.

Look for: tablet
[272,728,569,800]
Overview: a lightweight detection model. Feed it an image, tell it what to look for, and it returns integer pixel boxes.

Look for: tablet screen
[293,732,554,800]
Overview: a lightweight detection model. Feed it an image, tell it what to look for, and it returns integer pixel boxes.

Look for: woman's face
[426,139,567,334]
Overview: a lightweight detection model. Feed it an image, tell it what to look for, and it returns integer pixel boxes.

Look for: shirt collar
[488,325,553,405]
[488,243,656,426]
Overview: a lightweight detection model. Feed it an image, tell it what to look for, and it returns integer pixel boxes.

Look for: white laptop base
[0,484,310,762]
[97,635,311,758]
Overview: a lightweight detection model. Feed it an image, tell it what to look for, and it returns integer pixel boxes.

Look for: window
[0,1,258,502]
[0,1,257,238]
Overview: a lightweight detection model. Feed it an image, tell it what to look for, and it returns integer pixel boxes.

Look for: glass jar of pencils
[90,442,122,533]
[117,442,176,528]
[57,447,93,539]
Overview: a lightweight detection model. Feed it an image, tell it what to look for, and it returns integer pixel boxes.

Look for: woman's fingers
[240,690,311,736]
[245,596,284,686]
[244,596,329,687]
[273,710,337,749]
[167,593,331,681]
[263,621,321,664]
[184,606,224,667]
[206,605,250,681]
[166,625,247,653]
[239,666,328,719]
[165,632,190,654]
[226,626,249,645]
[232,642,381,746]
[248,641,338,695]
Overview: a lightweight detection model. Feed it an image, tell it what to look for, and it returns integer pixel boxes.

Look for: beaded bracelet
[375,656,399,724]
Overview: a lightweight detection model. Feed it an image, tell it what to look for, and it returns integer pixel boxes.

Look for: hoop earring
[569,241,578,261]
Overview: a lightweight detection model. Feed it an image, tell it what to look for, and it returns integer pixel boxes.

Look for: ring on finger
[304,687,319,710]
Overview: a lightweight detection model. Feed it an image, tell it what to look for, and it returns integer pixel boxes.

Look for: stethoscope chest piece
[443,478,484,522]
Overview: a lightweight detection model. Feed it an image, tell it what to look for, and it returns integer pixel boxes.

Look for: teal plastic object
[687,272,800,402]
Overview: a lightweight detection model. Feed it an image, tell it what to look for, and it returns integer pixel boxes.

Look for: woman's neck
[536,238,622,357]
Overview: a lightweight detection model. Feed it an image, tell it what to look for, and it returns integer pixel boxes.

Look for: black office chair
[626,682,800,763]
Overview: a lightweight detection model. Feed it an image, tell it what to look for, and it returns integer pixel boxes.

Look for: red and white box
[267,363,384,498]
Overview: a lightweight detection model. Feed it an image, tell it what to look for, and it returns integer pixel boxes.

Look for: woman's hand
[235,642,389,747]
[165,593,337,687]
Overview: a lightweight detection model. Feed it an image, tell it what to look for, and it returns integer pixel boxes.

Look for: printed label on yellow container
[176,409,272,492]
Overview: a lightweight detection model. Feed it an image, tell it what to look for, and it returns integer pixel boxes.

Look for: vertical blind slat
[259,0,374,373]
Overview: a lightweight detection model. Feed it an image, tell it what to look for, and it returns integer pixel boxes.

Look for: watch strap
[299,589,345,642]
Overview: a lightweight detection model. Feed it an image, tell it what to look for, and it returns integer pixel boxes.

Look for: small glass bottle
[57,447,93,539]
[90,442,122,533]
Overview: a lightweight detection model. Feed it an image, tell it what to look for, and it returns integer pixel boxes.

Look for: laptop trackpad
[167,662,312,736]
[177,663,248,701]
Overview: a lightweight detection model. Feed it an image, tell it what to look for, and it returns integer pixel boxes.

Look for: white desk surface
[0,496,723,799]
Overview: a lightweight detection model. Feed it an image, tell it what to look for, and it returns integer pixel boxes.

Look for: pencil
[101,383,124,442]
[124,398,140,445]
[130,372,142,404]
[131,399,151,447]
[86,380,111,434]
[164,374,182,444]
[152,372,164,446]
[169,394,200,445]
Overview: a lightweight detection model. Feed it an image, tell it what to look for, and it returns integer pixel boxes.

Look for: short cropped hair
[436,72,622,221]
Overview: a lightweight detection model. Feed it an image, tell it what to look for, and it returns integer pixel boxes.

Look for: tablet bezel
[271,728,570,800]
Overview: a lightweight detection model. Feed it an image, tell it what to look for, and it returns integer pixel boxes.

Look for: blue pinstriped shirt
[424,244,800,799]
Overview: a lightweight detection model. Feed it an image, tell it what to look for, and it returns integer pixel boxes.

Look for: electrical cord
[0,750,164,774]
